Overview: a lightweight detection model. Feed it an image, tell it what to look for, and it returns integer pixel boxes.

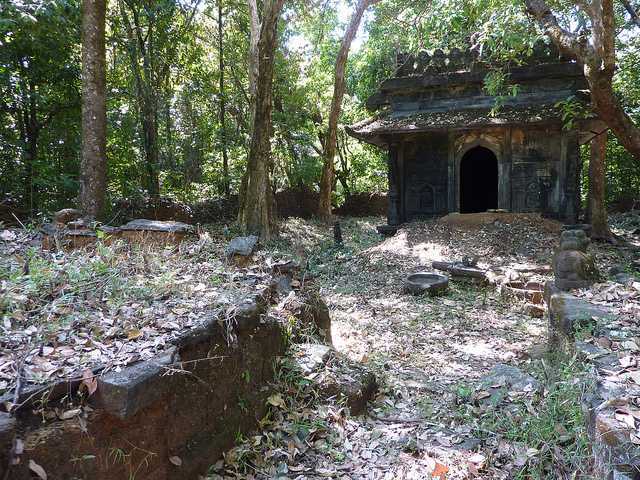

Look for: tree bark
[318,0,378,219]
[79,0,108,218]
[588,131,611,239]
[238,0,285,239]
[218,0,230,197]
[141,94,160,197]
[524,0,640,162]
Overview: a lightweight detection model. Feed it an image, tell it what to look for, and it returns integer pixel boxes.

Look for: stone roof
[346,104,565,145]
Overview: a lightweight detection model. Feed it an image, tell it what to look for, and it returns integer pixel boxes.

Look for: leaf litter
[2,213,638,478]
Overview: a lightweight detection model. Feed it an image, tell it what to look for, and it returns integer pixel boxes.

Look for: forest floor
[207,213,640,480]
[1,212,639,479]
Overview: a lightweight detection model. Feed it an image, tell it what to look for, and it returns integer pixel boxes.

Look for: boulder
[225,236,258,264]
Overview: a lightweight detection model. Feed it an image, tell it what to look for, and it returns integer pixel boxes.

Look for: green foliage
[469,357,593,479]
[1,0,638,216]
[555,96,595,131]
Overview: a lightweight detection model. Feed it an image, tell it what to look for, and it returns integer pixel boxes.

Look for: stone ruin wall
[0,291,287,480]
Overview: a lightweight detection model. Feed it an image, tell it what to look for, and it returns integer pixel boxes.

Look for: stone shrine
[347,42,604,225]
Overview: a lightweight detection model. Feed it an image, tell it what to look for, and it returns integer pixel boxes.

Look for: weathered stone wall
[386,124,580,223]
[404,133,449,219]
[1,294,287,480]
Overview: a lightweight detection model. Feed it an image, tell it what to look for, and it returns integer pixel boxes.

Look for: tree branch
[621,0,640,26]
[524,0,595,65]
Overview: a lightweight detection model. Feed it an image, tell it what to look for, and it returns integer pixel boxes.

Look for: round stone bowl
[501,280,545,304]
[404,272,449,296]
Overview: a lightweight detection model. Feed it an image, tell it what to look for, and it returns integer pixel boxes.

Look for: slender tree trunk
[79,0,108,218]
[141,94,160,197]
[238,0,285,239]
[318,0,377,219]
[238,0,261,216]
[218,0,230,197]
[247,0,260,108]
[588,131,611,240]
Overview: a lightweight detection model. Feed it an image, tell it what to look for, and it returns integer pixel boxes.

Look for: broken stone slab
[295,343,333,374]
[524,303,545,318]
[292,343,377,415]
[119,219,195,233]
[562,223,592,237]
[547,291,613,350]
[225,235,258,259]
[501,280,544,304]
[53,208,83,226]
[477,364,540,407]
[269,259,300,275]
[432,260,488,281]
[575,341,619,369]
[91,349,177,419]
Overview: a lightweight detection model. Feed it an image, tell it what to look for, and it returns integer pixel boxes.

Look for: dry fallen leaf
[126,328,142,340]
[267,393,286,409]
[29,459,47,480]
[58,408,81,420]
[169,455,182,466]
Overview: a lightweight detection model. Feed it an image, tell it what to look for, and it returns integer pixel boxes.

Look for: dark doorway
[460,146,498,213]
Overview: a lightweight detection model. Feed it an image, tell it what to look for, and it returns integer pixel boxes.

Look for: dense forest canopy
[1,0,639,224]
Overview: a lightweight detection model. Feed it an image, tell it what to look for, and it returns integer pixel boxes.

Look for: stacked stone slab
[546,230,640,478]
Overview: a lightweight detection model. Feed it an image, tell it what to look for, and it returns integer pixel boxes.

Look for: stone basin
[404,272,449,295]
[501,280,545,304]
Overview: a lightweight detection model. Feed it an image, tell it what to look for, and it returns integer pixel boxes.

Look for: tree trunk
[79,0,108,218]
[218,0,230,197]
[238,0,261,216]
[238,0,284,239]
[318,0,377,219]
[141,94,160,197]
[588,131,610,240]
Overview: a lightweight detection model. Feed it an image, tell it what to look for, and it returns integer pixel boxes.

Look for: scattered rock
[476,364,539,407]
[292,344,377,416]
[294,343,333,374]
[225,235,259,263]
[613,272,635,285]
[524,303,545,318]
[53,208,83,226]
[547,292,612,350]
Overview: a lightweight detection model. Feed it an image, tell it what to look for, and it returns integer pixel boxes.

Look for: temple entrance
[460,146,498,213]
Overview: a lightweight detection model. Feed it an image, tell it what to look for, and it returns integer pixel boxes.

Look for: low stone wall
[546,283,640,479]
[1,293,287,480]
